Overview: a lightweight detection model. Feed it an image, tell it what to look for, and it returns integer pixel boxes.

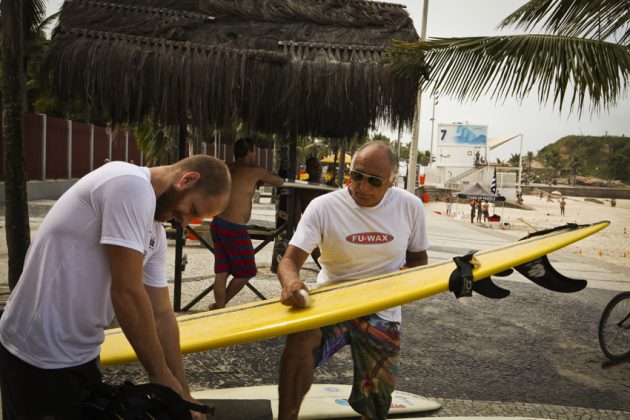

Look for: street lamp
[429,92,438,168]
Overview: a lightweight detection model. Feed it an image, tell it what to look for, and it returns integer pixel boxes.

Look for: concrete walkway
[1,200,629,419]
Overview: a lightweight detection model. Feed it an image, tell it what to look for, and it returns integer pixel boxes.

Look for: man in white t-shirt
[0,155,231,419]
[277,141,429,420]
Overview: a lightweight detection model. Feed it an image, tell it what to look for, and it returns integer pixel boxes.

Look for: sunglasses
[349,169,385,187]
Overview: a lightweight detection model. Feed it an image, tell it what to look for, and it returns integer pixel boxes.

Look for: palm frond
[132,119,179,165]
[23,0,46,41]
[389,35,630,115]
[500,0,630,45]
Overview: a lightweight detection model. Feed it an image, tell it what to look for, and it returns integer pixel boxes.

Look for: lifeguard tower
[422,122,523,202]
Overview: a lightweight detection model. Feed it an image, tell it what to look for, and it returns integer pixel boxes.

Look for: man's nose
[354,177,368,191]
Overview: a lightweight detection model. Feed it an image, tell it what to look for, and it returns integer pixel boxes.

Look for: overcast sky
[45,0,629,160]
[376,0,630,160]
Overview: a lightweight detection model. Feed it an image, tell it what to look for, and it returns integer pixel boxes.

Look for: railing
[0,113,274,181]
[444,166,486,189]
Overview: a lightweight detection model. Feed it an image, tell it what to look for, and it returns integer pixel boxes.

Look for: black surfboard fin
[449,252,510,299]
[514,255,587,293]
[473,277,511,299]
[449,252,476,298]
[493,268,514,277]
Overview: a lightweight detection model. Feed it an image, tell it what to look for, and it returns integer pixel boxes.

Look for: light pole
[429,92,438,168]
[406,0,429,194]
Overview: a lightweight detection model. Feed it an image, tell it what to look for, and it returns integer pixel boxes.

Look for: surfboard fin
[449,252,476,298]
[514,255,587,293]
[449,252,510,299]
[472,277,511,299]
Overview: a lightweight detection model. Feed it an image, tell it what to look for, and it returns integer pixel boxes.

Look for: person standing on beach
[476,199,483,223]
[276,141,429,420]
[0,156,231,419]
[470,199,477,223]
[446,194,453,216]
[560,197,566,216]
[209,138,284,310]
[482,200,490,223]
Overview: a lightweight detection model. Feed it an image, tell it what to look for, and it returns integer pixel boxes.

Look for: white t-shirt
[290,187,429,322]
[0,162,167,369]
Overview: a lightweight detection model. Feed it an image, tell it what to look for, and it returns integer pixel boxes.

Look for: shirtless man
[210,138,284,309]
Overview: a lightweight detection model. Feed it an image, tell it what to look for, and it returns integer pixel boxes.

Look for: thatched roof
[44,0,425,139]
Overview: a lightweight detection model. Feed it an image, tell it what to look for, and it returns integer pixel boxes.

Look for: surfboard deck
[101,221,608,366]
[192,383,440,419]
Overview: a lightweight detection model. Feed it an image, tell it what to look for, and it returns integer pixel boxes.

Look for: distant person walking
[446,195,453,216]
[560,197,566,216]
[470,199,477,223]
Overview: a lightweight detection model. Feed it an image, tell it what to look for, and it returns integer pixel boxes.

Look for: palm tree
[1,0,47,289]
[389,0,630,116]
[526,151,535,177]
[565,148,585,185]
[540,148,563,179]
[508,153,521,167]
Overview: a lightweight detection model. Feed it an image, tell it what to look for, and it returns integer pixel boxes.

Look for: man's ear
[176,171,201,190]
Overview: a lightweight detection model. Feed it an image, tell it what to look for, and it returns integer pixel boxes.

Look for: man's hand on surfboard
[281,281,311,308]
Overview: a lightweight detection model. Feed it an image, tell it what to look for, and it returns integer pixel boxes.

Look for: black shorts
[0,342,101,419]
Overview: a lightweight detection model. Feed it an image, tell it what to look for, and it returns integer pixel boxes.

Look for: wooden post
[173,122,188,312]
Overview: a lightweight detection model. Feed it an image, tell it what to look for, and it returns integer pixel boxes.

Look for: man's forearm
[155,311,190,395]
[112,289,171,379]
[278,256,302,289]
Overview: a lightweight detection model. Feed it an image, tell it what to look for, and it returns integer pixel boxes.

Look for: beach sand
[426,193,630,269]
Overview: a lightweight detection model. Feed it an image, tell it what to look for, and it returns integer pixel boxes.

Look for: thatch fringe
[45,0,423,139]
[280,41,386,63]
[58,0,213,39]
[66,0,214,22]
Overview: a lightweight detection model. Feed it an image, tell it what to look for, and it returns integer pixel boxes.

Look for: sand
[425,193,630,269]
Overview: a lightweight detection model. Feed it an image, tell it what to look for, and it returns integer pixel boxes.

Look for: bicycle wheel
[598,291,630,361]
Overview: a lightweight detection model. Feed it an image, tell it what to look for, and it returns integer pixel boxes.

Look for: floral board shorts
[313,314,401,420]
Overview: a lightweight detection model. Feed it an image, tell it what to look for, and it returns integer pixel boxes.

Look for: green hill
[537,135,630,183]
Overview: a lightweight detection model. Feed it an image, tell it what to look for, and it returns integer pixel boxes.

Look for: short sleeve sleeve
[96,175,155,254]
[143,223,168,288]
[289,200,323,255]
[407,199,430,253]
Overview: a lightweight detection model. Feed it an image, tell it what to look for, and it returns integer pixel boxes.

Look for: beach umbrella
[321,153,352,164]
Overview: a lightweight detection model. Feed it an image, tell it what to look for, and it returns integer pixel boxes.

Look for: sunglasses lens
[368,177,382,187]
[351,170,383,187]
[350,171,363,182]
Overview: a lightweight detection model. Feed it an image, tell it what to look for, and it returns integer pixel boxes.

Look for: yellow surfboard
[101,221,608,366]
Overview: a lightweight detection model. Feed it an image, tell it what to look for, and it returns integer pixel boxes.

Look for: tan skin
[109,166,229,420]
[211,150,284,310]
[277,145,428,420]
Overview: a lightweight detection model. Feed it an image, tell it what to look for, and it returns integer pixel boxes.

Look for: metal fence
[0,113,273,181]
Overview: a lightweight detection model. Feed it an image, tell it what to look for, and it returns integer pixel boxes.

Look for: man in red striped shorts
[209,138,283,309]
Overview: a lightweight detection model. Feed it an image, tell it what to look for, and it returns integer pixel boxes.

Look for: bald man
[277,141,429,420]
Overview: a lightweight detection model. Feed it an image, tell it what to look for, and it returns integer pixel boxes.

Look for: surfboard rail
[101,221,609,365]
